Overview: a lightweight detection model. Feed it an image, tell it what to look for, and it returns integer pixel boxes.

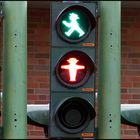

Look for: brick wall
[0,5,140,139]
[28,8,50,105]
[121,8,140,139]
[27,8,50,139]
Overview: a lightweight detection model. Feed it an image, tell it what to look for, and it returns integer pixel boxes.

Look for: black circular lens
[60,102,86,129]
[64,109,82,127]
[55,97,96,133]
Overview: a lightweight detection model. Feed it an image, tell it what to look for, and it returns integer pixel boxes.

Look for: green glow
[59,9,89,41]
[62,13,85,37]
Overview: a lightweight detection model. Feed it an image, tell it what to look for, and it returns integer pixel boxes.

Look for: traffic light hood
[121,104,140,126]
[27,104,49,126]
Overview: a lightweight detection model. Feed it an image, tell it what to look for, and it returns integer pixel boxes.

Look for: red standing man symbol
[61,58,85,82]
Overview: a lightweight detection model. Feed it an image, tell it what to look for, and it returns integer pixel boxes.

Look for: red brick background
[27,8,50,139]
[0,5,140,140]
[121,8,140,139]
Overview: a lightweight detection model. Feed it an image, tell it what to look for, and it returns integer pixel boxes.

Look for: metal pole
[2,1,27,139]
[97,1,121,139]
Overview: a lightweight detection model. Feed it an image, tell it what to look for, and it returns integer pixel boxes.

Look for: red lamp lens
[60,57,86,83]
[55,50,95,88]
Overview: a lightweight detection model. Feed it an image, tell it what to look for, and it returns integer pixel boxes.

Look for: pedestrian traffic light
[55,50,96,88]
[55,4,96,44]
[49,1,97,139]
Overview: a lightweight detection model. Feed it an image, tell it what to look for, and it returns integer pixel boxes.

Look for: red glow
[61,58,85,82]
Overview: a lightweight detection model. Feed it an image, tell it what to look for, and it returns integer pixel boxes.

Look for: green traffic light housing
[50,2,97,139]
[56,5,96,43]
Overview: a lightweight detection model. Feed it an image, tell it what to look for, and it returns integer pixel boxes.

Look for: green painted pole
[2,1,27,139]
[97,1,121,139]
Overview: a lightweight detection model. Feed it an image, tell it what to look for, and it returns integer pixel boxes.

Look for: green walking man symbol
[62,13,85,37]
